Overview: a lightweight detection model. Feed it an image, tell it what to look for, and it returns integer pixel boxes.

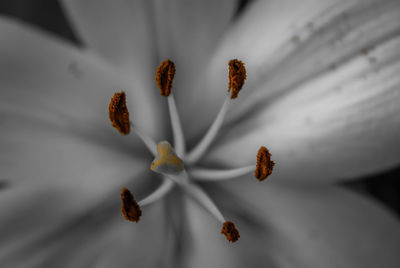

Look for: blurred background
[0,0,399,220]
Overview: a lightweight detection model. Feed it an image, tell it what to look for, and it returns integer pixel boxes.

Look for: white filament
[139,179,174,207]
[189,165,254,181]
[168,93,186,158]
[131,122,157,156]
[185,95,231,164]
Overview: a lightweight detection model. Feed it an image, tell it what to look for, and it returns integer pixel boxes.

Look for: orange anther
[121,188,142,222]
[221,221,240,242]
[254,146,275,181]
[228,59,246,99]
[156,59,176,97]
[109,91,130,135]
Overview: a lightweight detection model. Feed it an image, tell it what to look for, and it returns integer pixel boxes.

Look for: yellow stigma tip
[109,91,130,135]
[150,141,184,175]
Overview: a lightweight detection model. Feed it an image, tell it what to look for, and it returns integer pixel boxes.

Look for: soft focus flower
[1,0,400,267]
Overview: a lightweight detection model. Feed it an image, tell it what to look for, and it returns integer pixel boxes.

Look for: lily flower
[1,0,400,267]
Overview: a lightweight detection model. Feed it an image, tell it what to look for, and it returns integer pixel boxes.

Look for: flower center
[109,59,274,243]
[150,141,184,175]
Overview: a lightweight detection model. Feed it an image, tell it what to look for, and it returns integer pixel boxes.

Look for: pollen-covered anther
[221,221,240,242]
[156,59,176,97]
[109,91,130,134]
[121,188,142,223]
[228,59,247,99]
[254,146,275,181]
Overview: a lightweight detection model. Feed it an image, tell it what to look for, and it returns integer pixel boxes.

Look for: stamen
[189,166,254,181]
[221,221,240,243]
[150,158,230,238]
[185,96,230,164]
[174,173,226,224]
[109,91,130,135]
[150,141,184,175]
[155,59,185,156]
[168,93,186,157]
[155,59,175,97]
[186,59,247,164]
[139,179,174,207]
[228,59,246,99]
[130,122,157,156]
[255,146,275,181]
[121,188,142,223]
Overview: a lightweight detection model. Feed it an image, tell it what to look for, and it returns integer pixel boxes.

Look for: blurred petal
[185,180,400,268]
[0,15,166,155]
[0,185,172,268]
[0,17,170,265]
[206,31,400,183]
[60,0,167,137]
[179,196,242,268]
[209,0,400,121]
[60,0,154,76]
[151,0,238,142]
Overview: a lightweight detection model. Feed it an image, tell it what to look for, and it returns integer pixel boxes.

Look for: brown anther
[121,188,142,222]
[221,221,240,242]
[155,59,176,97]
[254,146,275,181]
[109,91,130,134]
[228,59,247,99]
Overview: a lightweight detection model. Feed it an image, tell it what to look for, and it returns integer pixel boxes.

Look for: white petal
[209,0,400,121]
[206,31,400,183]
[0,187,171,268]
[60,0,155,79]
[184,180,400,268]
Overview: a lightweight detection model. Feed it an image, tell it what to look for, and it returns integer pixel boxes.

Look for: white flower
[0,0,400,267]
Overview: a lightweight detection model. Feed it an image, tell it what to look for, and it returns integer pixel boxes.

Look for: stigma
[150,141,184,175]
